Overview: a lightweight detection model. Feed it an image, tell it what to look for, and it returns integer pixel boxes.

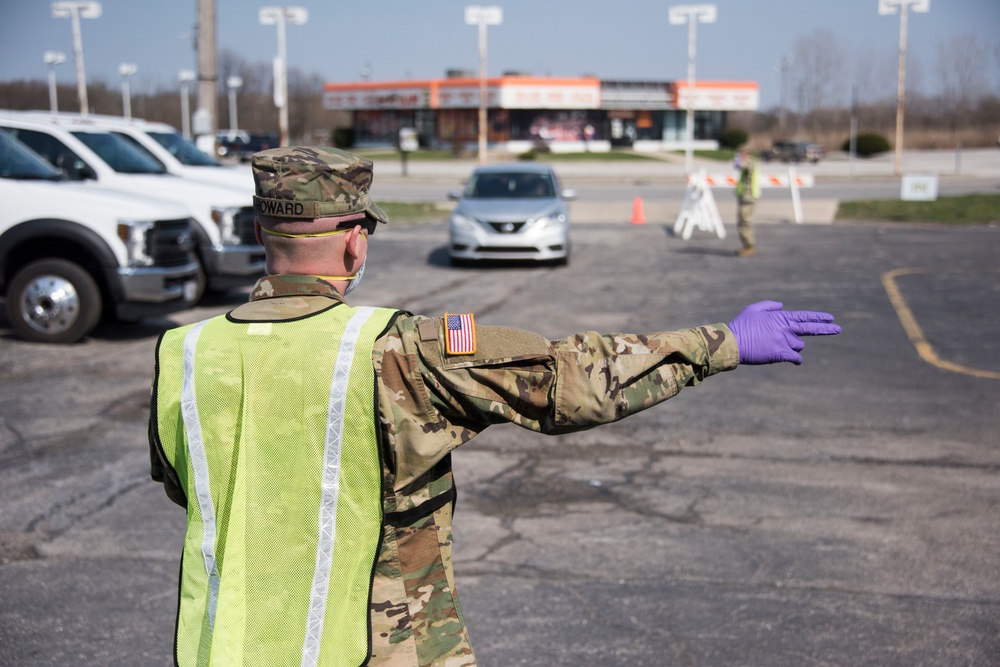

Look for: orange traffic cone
[631,196,647,225]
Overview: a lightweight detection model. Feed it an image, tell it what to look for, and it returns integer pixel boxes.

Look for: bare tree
[936,33,988,132]
[853,44,897,106]
[792,27,848,114]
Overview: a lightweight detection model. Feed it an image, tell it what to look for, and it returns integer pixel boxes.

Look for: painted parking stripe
[881,267,1000,380]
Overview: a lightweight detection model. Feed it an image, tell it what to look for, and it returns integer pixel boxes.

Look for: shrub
[842,133,891,157]
[717,128,748,149]
[331,128,354,148]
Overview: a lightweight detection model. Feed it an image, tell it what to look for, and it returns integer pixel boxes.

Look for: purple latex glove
[728,301,841,365]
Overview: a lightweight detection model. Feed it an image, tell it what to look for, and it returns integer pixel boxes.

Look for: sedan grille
[487,221,527,234]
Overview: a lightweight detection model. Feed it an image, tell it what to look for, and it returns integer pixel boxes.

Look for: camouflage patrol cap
[251,146,387,228]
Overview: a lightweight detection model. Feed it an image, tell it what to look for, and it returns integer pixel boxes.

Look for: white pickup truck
[0,129,199,343]
[0,112,264,302]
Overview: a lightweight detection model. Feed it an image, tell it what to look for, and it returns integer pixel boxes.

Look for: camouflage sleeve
[549,325,738,429]
[382,315,738,437]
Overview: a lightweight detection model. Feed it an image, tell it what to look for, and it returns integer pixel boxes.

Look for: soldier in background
[149,147,840,667]
[734,147,761,257]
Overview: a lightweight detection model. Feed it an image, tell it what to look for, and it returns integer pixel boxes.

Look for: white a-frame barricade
[673,169,726,240]
[674,167,815,240]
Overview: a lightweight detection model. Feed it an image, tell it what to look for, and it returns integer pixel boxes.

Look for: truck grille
[150,218,196,267]
[235,206,260,245]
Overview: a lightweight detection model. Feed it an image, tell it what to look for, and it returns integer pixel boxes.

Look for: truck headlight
[211,206,242,245]
[117,220,155,267]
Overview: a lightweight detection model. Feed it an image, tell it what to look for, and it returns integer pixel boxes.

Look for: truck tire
[6,259,102,344]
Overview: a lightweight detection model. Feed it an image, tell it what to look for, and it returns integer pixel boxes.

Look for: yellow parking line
[881,268,1000,380]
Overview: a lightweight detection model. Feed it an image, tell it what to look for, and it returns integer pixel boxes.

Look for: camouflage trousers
[737,199,755,250]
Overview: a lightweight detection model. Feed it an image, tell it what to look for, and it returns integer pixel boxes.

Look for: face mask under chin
[343,258,365,296]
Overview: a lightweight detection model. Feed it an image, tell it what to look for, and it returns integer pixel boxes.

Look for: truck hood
[8,178,193,220]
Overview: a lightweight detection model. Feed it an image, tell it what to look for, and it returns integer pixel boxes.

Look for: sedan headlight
[211,206,242,245]
[532,213,567,230]
[450,212,480,231]
[117,220,155,267]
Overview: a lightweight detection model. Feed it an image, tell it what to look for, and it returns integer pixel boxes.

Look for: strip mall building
[323,74,758,153]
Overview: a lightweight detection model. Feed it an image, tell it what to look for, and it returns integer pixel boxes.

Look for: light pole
[43,51,66,114]
[669,3,716,175]
[226,76,243,130]
[119,63,137,120]
[179,70,195,139]
[775,55,791,137]
[879,0,930,176]
[260,6,308,147]
[465,5,502,165]
[51,1,101,116]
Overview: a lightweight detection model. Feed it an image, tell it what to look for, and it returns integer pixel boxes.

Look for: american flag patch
[445,313,476,355]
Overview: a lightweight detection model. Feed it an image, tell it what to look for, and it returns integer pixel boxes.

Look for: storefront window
[508,109,602,143]
[354,110,416,146]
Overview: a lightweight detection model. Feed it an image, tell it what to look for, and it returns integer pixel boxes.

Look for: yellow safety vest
[153,304,398,667]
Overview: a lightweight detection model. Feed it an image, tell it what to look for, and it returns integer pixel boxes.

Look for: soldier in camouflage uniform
[150,146,840,667]
[734,147,760,258]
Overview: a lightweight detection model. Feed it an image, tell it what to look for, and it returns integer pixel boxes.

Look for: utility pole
[119,63,136,120]
[776,56,791,137]
[669,4,717,175]
[879,0,930,176]
[44,51,66,114]
[179,70,195,138]
[197,0,218,143]
[465,5,502,165]
[260,6,309,147]
[51,1,101,116]
[227,76,243,131]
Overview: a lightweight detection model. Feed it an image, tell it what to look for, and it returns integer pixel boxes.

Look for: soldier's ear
[345,225,367,260]
[254,218,264,246]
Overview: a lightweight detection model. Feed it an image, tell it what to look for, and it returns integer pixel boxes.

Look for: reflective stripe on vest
[155,304,396,667]
[303,306,377,667]
[180,320,221,632]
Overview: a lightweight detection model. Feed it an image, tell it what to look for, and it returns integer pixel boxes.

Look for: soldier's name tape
[254,196,371,219]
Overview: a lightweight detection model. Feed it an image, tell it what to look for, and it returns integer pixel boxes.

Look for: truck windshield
[0,130,63,180]
[71,131,167,174]
[147,131,221,167]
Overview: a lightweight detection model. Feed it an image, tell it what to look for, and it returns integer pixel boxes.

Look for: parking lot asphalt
[1,196,999,664]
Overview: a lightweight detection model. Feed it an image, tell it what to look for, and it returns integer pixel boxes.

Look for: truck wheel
[6,259,102,344]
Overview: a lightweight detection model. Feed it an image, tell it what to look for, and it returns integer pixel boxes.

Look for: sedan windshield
[148,131,221,166]
[0,130,62,180]
[71,131,167,174]
[465,171,555,199]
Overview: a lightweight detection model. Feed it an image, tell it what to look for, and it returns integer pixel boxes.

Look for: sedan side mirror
[447,191,462,201]
[560,189,577,201]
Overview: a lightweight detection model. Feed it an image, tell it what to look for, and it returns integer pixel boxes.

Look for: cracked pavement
[1,220,998,666]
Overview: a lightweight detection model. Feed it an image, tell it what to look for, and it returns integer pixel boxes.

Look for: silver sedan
[448,163,575,266]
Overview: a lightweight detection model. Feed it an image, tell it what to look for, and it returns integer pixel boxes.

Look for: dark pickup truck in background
[760,141,825,163]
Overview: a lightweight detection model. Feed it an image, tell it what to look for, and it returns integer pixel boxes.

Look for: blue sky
[1,0,997,109]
